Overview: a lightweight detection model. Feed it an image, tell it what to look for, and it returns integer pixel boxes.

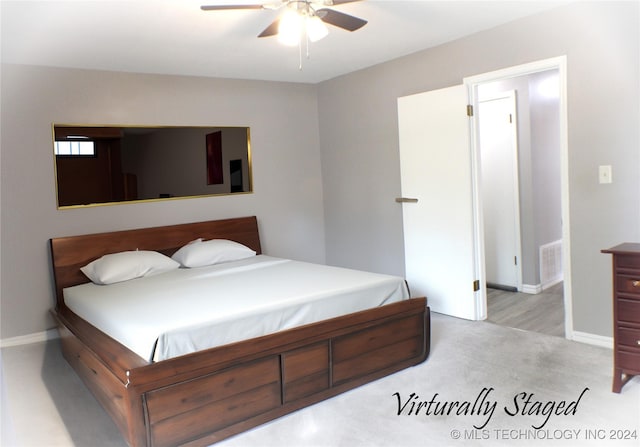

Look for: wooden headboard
[50,216,262,310]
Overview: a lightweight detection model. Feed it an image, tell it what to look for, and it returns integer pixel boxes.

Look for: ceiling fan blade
[258,18,280,38]
[200,4,265,11]
[316,8,367,32]
[327,0,364,5]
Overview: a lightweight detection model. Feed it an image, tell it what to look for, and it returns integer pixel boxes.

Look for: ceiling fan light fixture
[277,9,304,46]
[306,15,328,42]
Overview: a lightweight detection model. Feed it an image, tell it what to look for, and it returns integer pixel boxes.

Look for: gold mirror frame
[53,124,252,209]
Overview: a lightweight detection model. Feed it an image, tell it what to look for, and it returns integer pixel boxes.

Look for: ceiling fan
[201,1,368,42]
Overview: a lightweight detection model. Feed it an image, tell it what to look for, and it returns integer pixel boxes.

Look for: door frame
[478,90,523,292]
[463,56,573,339]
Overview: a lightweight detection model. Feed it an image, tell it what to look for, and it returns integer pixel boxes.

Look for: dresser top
[602,243,640,255]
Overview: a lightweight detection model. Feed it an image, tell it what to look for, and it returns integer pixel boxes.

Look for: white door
[478,92,522,290]
[397,85,480,320]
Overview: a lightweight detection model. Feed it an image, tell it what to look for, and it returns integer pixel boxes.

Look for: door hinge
[514,256,518,265]
[473,279,480,292]
[467,105,474,117]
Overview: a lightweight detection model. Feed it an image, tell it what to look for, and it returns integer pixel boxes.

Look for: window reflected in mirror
[53,125,252,208]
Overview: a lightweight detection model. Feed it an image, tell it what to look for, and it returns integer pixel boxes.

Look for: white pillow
[81,250,180,285]
[171,239,256,268]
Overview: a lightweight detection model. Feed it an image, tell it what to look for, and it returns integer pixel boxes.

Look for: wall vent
[540,239,563,288]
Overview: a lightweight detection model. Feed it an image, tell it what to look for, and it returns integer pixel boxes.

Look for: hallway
[486,282,564,337]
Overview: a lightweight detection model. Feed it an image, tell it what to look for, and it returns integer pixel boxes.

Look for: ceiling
[1,0,570,84]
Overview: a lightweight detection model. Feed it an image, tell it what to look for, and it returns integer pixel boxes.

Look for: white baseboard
[0,329,59,348]
[571,331,613,349]
[521,278,563,295]
[521,284,542,294]
[542,276,563,291]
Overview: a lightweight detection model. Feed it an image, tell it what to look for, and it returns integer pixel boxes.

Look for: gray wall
[529,70,563,278]
[0,66,326,339]
[318,1,639,337]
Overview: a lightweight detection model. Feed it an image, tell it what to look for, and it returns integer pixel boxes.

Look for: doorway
[396,57,570,336]
[466,58,570,338]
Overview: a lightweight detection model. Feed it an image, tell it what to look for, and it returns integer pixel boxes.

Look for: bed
[50,216,430,447]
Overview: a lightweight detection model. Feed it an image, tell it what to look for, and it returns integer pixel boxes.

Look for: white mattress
[64,255,409,362]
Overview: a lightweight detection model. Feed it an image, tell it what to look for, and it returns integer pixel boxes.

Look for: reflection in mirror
[53,125,252,208]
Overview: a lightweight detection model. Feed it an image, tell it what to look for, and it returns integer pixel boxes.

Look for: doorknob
[395,197,419,203]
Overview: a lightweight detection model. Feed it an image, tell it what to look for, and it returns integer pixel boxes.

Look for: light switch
[599,165,612,184]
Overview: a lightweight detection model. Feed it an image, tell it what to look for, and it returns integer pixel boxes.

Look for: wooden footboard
[54,298,430,447]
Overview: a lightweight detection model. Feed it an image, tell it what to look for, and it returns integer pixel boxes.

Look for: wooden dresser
[602,243,640,392]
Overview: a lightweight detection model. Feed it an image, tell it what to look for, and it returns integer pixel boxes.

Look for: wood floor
[486,282,565,337]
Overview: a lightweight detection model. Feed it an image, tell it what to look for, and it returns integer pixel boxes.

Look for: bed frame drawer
[144,356,281,447]
[282,342,329,403]
[332,313,424,384]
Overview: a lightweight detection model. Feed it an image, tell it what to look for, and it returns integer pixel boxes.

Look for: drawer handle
[633,280,640,287]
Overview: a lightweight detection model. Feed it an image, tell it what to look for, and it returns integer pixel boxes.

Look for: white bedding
[64,255,409,362]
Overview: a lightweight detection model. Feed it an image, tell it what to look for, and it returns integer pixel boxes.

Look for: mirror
[53,125,252,208]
